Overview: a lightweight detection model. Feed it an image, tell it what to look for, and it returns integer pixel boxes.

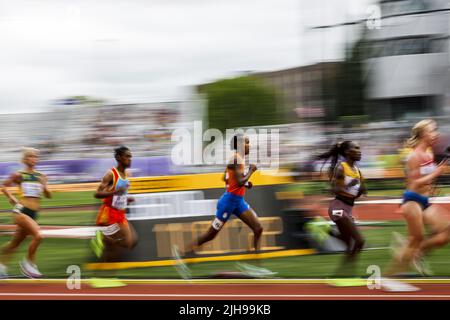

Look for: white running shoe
[171,245,191,280]
[235,262,278,278]
[0,263,8,279]
[390,232,407,261]
[20,259,43,278]
[412,255,434,276]
[381,278,420,292]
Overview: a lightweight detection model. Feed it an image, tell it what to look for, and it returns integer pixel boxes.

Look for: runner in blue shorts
[172,134,274,278]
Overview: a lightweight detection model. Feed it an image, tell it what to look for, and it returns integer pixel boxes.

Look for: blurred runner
[316,141,367,286]
[0,148,51,278]
[383,119,450,292]
[89,146,137,288]
[172,134,275,279]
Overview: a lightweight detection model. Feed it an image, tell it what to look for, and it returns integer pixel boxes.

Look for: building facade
[364,0,450,120]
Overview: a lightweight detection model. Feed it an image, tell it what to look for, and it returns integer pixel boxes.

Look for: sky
[0,0,374,114]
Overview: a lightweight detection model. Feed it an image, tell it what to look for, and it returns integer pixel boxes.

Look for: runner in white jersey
[0,148,51,278]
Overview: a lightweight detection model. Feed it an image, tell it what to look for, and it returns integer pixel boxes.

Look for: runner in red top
[90,146,138,263]
[172,134,275,279]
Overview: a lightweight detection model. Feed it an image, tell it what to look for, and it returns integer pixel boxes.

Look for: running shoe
[90,230,104,259]
[326,278,367,287]
[171,245,191,280]
[389,231,407,261]
[20,259,43,278]
[235,262,278,278]
[88,278,127,288]
[304,216,332,245]
[412,255,434,276]
[0,263,8,279]
[381,278,420,292]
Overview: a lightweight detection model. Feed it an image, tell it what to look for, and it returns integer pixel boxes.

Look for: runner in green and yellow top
[316,141,367,286]
[0,148,51,278]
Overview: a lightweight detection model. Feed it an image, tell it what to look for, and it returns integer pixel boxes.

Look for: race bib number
[347,184,360,196]
[332,209,344,217]
[344,177,360,196]
[420,164,436,176]
[13,203,24,214]
[212,218,224,231]
[112,195,127,210]
[21,182,42,197]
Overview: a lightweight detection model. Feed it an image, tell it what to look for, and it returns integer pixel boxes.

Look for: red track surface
[312,202,450,221]
[1,282,450,300]
[2,200,450,300]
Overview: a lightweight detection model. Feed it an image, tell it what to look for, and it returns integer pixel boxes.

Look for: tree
[199,76,282,132]
[322,28,369,126]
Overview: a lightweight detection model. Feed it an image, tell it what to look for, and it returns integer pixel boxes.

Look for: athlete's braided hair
[316,141,352,180]
[114,146,130,161]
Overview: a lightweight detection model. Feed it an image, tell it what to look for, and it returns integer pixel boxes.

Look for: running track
[2,199,450,300]
[1,279,450,300]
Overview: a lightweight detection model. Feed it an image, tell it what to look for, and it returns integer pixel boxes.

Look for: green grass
[2,221,450,279]
[1,188,450,279]
[0,210,97,226]
[0,191,97,211]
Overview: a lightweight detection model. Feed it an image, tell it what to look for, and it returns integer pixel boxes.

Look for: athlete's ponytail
[405,119,437,148]
[316,141,352,180]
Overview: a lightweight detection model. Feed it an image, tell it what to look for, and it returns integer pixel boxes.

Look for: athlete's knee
[126,234,138,249]
[253,224,263,238]
[409,235,424,247]
[434,231,450,247]
[130,234,138,249]
[33,232,43,243]
[354,237,365,252]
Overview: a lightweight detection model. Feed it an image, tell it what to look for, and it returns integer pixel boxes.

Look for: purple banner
[0,156,176,183]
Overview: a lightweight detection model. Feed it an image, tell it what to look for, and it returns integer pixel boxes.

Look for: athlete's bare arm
[1,172,21,205]
[330,165,346,196]
[126,169,135,204]
[94,171,124,199]
[39,174,52,199]
[358,172,367,197]
[227,156,257,187]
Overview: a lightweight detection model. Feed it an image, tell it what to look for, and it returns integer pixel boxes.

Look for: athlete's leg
[420,204,450,252]
[185,224,221,254]
[1,226,27,265]
[184,194,232,254]
[335,217,365,256]
[238,209,263,252]
[333,216,365,277]
[385,201,424,276]
[100,223,124,262]
[116,222,138,250]
[13,214,42,264]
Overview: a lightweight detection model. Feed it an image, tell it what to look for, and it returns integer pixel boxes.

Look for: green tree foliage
[322,29,369,125]
[200,76,282,131]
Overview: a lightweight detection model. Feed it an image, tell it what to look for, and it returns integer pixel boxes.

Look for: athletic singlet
[419,159,437,176]
[340,162,362,197]
[404,149,436,177]
[18,171,43,198]
[103,167,130,210]
[225,154,246,197]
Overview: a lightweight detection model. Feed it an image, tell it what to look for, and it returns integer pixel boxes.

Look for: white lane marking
[2,278,450,284]
[0,293,449,298]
